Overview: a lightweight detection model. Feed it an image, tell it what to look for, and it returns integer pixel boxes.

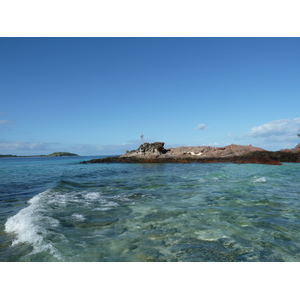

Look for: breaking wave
[4,185,137,260]
[5,190,62,260]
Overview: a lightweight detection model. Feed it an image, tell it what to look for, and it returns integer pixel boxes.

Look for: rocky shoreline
[80,142,300,165]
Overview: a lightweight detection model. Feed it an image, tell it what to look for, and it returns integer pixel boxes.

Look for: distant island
[81,142,300,165]
[0,152,79,158]
[47,152,79,157]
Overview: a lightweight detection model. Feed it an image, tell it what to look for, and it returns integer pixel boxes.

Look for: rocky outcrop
[120,143,265,159]
[121,142,167,157]
[165,144,265,158]
[80,142,300,165]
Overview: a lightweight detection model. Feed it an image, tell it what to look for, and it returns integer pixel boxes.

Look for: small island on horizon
[0,152,79,158]
[81,142,300,165]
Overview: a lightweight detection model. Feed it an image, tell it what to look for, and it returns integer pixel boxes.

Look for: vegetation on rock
[47,152,78,157]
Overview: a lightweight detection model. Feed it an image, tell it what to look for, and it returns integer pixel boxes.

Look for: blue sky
[1,38,300,155]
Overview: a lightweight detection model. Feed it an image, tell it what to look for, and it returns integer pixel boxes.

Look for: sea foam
[252,177,267,183]
[83,192,101,200]
[5,190,62,260]
[72,213,86,221]
[4,189,120,257]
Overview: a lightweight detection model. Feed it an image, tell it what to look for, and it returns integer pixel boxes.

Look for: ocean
[1,156,300,262]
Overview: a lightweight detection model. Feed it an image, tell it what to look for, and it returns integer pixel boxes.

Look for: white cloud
[240,118,300,150]
[244,118,300,139]
[294,117,300,125]
[196,124,207,131]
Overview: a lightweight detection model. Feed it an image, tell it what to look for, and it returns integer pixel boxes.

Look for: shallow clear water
[1,156,300,261]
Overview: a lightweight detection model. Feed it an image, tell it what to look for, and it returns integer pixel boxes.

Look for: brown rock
[81,142,300,165]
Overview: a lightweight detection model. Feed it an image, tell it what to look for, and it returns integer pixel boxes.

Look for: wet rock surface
[81,142,300,165]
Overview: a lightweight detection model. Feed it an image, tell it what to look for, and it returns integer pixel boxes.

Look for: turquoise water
[1,156,300,261]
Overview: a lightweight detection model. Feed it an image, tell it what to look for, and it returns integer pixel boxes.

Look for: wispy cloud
[0,120,14,126]
[196,124,208,131]
[0,141,58,152]
[72,144,104,155]
[0,112,14,130]
[0,120,16,132]
[0,139,146,156]
[207,142,219,146]
[72,140,147,155]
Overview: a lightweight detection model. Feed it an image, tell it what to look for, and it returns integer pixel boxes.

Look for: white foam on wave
[4,188,124,259]
[83,192,101,200]
[44,191,103,207]
[40,189,119,211]
[5,190,62,260]
[252,176,267,183]
[72,213,86,221]
[94,207,111,211]
[82,192,120,210]
[93,198,119,211]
